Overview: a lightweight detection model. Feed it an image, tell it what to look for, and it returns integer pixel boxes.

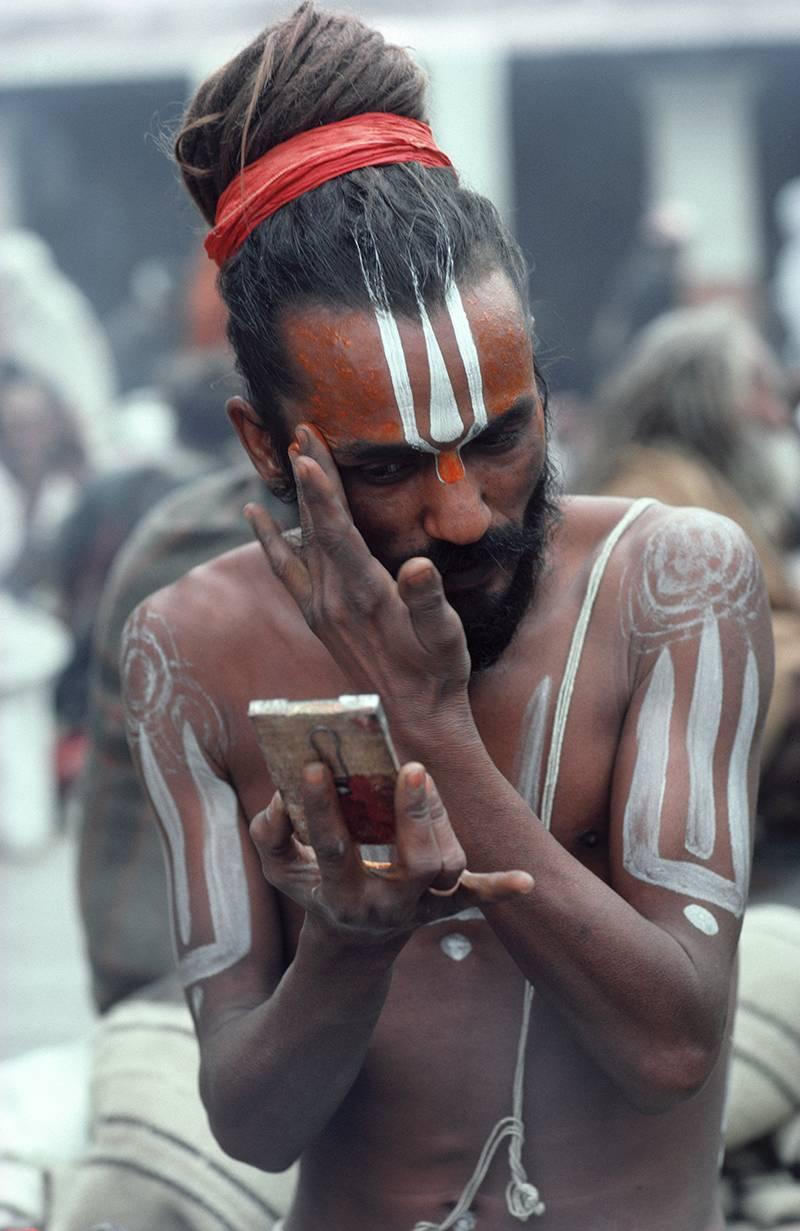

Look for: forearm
[419,738,725,1110]
[200,916,399,1169]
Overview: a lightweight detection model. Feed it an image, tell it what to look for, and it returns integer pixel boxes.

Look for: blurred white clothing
[0,229,117,460]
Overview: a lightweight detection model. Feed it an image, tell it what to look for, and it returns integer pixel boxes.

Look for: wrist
[388,697,482,765]
[299,910,408,972]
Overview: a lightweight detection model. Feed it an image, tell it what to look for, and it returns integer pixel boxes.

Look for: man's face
[278,268,558,670]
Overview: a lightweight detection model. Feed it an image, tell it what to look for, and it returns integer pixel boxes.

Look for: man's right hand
[249,761,534,946]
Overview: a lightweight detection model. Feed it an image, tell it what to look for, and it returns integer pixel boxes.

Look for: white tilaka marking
[140,726,192,946]
[418,295,464,443]
[516,676,552,814]
[445,281,488,434]
[368,271,489,469]
[373,307,427,450]
[685,612,723,859]
[623,642,758,919]
[684,904,719,936]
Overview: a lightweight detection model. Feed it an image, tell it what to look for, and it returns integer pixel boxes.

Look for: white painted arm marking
[685,611,723,860]
[445,281,488,434]
[179,722,252,989]
[139,725,192,946]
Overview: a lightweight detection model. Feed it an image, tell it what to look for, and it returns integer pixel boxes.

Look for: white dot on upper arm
[683,904,720,936]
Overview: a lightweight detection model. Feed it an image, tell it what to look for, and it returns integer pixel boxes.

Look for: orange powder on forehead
[436,449,465,484]
[283,313,404,444]
[459,277,534,412]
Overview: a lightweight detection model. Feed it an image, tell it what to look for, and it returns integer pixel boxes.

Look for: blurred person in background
[0,360,90,602]
[0,229,116,460]
[50,348,241,790]
[587,200,693,388]
[0,460,71,857]
[773,176,800,395]
[106,257,182,394]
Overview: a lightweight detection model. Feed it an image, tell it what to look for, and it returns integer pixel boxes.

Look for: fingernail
[295,427,310,453]
[304,761,326,786]
[407,566,433,588]
[406,763,426,794]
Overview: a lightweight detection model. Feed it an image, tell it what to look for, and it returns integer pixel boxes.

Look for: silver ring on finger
[427,873,464,898]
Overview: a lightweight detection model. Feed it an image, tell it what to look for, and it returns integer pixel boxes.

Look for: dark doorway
[0,76,195,321]
[510,52,647,394]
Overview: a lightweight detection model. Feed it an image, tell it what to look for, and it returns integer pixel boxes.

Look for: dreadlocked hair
[175,2,539,496]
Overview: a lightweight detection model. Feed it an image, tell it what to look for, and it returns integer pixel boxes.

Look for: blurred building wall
[0,2,798,396]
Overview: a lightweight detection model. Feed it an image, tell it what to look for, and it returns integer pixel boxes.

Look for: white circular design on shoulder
[684,904,720,935]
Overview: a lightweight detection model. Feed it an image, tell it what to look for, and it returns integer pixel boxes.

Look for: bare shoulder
[124,538,302,659]
[611,501,770,646]
[560,496,766,616]
[120,539,306,763]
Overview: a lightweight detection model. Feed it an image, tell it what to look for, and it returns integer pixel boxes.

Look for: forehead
[279,268,534,448]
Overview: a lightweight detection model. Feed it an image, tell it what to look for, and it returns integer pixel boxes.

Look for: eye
[469,426,523,455]
[353,458,419,486]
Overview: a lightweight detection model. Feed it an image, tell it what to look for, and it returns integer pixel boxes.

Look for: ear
[227,396,286,485]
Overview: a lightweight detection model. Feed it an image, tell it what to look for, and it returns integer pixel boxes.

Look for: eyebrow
[332,395,536,466]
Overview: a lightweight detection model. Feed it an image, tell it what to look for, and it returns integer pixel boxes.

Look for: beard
[377,450,561,673]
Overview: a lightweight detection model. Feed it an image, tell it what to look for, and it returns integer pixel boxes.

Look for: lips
[442,560,497,593]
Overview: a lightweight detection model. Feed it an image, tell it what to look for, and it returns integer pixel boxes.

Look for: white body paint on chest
[622,638,757,918]
[138,718,251,990]
[516,676,552,814]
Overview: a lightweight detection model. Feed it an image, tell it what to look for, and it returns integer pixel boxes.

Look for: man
[120,6,773,1229]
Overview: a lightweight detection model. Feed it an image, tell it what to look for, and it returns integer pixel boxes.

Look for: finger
[424,774,467,893]
[396,559,468,659]
[419,868,534,923]
[458,868,535,902]
[292,453,394,616]
[301,762,363,886]
[292,454,365,556]
[296,423,349,508]
[250,792,314,872]
[244,502,312,613]
[393,763,459,890]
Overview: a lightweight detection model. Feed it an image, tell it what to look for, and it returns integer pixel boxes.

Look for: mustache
[424,522,533,579]
[389,460,559,581]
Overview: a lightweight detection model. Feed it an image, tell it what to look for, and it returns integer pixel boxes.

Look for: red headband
[204,112,454,267]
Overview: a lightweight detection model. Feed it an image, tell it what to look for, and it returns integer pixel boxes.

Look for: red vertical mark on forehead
[435,450,465,484]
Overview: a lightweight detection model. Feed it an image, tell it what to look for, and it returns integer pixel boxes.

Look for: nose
[421,462,492,545]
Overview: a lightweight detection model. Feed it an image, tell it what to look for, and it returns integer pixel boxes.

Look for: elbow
[624,1038,719,1114]
[200,1061,301,1173]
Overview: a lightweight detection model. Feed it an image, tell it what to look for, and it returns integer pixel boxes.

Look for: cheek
[340,477,421,554]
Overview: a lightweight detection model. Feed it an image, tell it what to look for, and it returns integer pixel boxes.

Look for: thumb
[397,559,468,662]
